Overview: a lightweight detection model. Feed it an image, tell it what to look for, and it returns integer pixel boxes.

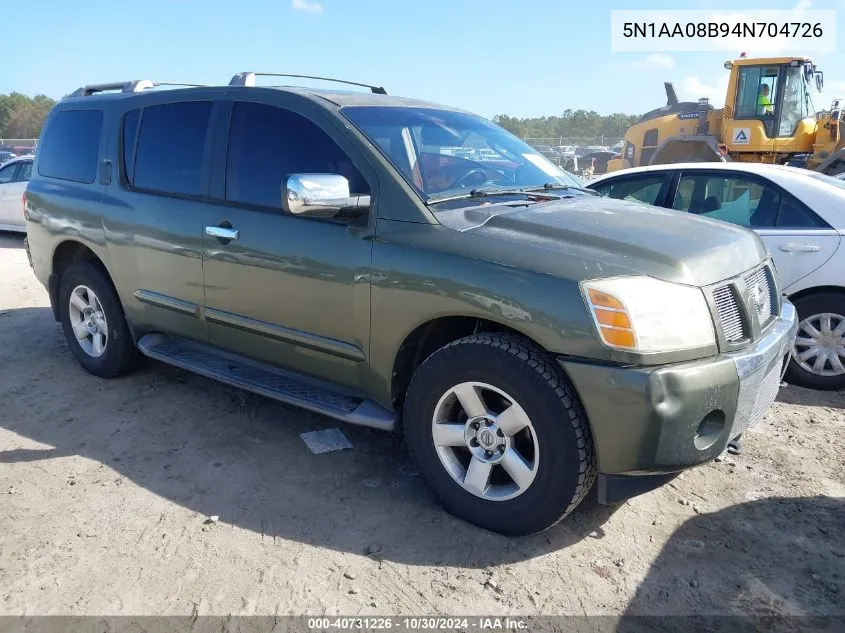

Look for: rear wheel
[403,333,596,535]
[785,293,845,391]
[58,261,141,378]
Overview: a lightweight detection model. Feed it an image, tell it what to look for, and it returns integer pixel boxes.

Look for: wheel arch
[389,315,553,411]
[787,284,845,303]
[49,240,113,322]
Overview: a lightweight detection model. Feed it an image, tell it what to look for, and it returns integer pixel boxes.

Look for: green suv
[24,74,798,535]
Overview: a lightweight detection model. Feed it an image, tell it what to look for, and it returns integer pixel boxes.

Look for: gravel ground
[0,231,843,618]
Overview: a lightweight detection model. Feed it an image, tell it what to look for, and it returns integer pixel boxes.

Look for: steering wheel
[449,168,491,190]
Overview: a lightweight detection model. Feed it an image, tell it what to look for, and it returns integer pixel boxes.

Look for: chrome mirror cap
[282,174,351,218]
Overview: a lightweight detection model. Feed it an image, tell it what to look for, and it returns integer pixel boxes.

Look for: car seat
[702,196,721,213]
[749,189,779,227]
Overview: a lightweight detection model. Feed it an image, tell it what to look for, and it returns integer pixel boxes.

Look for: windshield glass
[341,106,583,201]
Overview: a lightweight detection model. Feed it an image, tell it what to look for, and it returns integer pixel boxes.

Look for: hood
[435,195,769,287]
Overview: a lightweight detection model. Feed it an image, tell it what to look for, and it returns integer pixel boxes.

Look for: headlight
[581,277,716,353]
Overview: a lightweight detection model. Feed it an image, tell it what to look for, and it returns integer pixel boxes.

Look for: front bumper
[560,300,798,504]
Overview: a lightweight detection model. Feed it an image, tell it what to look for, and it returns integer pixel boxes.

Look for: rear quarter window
[37,110,103,184]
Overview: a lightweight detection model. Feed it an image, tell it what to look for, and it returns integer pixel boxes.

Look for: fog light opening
[694,410,726,451]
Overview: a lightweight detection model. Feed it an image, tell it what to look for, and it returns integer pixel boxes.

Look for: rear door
[103,95,222,344]
[753,193,841,292]
[667,170,840,289]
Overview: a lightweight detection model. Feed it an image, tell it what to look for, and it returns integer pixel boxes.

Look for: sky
[3,0,844,119]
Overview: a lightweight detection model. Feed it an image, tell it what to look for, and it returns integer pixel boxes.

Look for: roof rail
[68,81,206,98]
[229,72,387,95]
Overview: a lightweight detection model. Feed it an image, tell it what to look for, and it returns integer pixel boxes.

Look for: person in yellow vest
[757,84,774,115]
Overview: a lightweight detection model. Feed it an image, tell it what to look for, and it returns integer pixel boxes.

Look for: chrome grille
[743,266,774,327]
[747,360,783,428]
[713,285,745,342]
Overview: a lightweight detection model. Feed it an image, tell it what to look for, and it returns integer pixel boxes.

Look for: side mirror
[282,174,370,218]
[816,71,824,93]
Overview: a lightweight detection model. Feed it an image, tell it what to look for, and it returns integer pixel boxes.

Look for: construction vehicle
[606,54,845,176]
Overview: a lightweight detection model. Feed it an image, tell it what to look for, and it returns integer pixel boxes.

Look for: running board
[137,333,397,432]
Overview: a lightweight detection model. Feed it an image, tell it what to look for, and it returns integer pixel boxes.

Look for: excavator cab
[724,57,822,153]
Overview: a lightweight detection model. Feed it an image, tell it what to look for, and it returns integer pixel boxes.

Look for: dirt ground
[0,231,843,618]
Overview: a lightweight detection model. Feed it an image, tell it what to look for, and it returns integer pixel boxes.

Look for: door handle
[779,243,820,253]
[205,225,239,241]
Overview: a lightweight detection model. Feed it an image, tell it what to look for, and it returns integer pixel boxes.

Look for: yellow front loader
[607,55,845,176]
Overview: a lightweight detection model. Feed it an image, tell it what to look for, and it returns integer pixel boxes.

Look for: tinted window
[37,110,103,183]
[593,175,665,205]
[672,173,779,227]
[0,163,18,184]
[122,109,141,184]
[134,101,212,197]
[776,191,828,228]
[17,161,32,181]
[226,102,369,209]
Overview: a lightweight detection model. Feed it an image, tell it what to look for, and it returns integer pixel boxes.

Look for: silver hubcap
[793,312,845,377]
[431,381,539,501]
[68,285,108,358]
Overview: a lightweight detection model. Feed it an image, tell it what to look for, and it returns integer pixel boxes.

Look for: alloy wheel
[68,285,109,358]
[431,381,539,501]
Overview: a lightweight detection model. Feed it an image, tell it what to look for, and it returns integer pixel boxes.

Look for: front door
[201,98,376,391]
[0,161,21,228]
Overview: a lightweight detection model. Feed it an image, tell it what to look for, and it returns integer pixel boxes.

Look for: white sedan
[0,155,33,233]
[589,162,845,391]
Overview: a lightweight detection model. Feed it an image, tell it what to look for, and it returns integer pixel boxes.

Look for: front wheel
[785,293,845,391]
[403,333,596,536]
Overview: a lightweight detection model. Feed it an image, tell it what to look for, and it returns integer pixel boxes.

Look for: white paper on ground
[300,428,353,454]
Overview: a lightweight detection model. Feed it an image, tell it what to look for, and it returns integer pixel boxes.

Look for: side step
[137,333,397,432]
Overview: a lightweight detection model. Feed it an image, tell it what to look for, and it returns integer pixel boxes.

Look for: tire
[58,261,141,378]
[784,293,845,391]
[403,332,597,536]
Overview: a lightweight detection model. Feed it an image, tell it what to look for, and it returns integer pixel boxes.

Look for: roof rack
[228,72,387,95]
[68,81,206,98]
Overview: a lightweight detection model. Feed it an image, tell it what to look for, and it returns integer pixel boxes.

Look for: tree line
[493,109,639,142]
[0,93,57,139]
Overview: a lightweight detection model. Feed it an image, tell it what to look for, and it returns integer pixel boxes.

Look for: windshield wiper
[427,187,560,204]
[524,182,601,196]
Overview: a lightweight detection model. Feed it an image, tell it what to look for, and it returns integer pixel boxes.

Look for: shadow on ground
[616,495,844,632]
[778,383,845,411]
[0,306,621,568]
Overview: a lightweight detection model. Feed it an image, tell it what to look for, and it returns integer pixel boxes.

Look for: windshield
[341,106,584,201]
